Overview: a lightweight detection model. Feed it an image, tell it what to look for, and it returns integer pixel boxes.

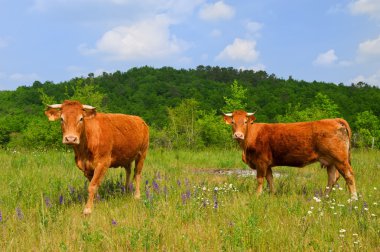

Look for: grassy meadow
[0,148,379,251]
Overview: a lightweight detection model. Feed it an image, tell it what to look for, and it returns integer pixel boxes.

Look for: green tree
[353,111,380,148]
[222,80,248,112]
[276,93,341,122]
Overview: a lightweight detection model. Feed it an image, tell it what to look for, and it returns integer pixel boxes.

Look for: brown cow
[45,100,149,215]
[223,110,358,200]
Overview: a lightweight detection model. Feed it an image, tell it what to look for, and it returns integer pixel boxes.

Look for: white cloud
[349,0,380,19]
[216,38,259,63]
[81,15,188,61]
[313,49,338,66]
[198,1,235,21]
[350,70,380,86]
[239,64,266,72]
[245,21,263,35]
[358,35,380,60]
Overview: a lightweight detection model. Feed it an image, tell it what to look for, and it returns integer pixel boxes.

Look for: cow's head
[45,100,96,145]
[223,110,256,140]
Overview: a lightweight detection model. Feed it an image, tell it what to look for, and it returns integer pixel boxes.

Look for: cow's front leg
[256,167,267,196]
[83,161,109,215]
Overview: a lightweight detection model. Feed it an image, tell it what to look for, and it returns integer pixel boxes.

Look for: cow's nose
[64,136,78,144]
[233,132,244,140]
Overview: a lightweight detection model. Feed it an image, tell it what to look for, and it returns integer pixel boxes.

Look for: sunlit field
[0,148,378,251]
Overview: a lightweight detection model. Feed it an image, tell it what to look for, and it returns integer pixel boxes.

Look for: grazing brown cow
[223,110,358,200]
[45,100,149,215]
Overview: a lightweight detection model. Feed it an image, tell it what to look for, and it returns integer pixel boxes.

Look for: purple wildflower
[186,189,191,199]
[0,210,2,222]
[177,180,181,187]
[152,180,160,193]
[146,187,152,201]
[213,194,218,209]
[111,219,117,225]
[145,180,149,186]
[181,193,187,204]
[16,207,23,220]
[44,196,52,208]
[155,171,161,180]
[59,195,64,205]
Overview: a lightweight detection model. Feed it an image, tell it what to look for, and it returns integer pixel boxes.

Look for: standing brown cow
[45,100,149,215]
[223,110,358,200]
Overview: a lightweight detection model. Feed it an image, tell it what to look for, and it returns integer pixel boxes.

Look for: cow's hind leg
[125,163,132,194]
[325,165,338,196]
[266,167,275,194]
[133,151,147,199]
[335,161,358,200]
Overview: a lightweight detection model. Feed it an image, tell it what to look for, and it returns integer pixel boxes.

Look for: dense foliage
[0,66,379,149]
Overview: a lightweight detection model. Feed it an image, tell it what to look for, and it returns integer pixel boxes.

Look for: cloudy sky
[0,0,379,90]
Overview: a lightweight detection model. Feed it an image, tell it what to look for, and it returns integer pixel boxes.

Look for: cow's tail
[337,118,352,165]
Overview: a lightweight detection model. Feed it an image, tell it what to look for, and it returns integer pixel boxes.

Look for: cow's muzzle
[63,135,80,145]
[233,132,244,140]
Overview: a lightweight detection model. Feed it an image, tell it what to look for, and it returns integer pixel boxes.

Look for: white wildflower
[339,229,346,233]
[364,208,369,211]
[307,211,312,215]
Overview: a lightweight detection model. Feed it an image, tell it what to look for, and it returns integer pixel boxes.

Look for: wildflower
[111,219,117,225]
[313,196,321,203]
[202,186,207,191]
[45,196,52,208]
[59,195,64,205]
[310,206,314,210]
[152,180,160,193]
[128,183,134,193]
[364,208,369,211]
[352,233,358,236]
[353,241,359,245]
[374,187,377,190]
[307,211,312,215]
[0,210,2,222]
[354,206,358,209]
[214,187,219,191]
[339,234,345,238]
[338,187,343,191]
[326,186,330,190]
[16,207,23,220]
[337,204,345,207]
[229,184,233,189]
[371,214,376,217]
[177,180,181,187]
[339,229,346,233]
[373,202,378,206]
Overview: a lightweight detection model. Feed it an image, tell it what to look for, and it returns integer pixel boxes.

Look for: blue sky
[0,0,380,90]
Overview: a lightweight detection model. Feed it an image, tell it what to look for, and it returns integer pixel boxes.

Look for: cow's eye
[79,117,84,122]
[60,117,64,123]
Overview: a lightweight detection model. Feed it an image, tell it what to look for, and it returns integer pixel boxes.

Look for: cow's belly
[272,149,319,168]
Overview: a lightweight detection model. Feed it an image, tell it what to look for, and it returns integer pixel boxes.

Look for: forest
[0,65,379,150]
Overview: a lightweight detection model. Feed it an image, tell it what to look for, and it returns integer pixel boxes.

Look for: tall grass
[0,148,378,251]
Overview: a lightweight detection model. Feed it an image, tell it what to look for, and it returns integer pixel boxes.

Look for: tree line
[0,66,379,150]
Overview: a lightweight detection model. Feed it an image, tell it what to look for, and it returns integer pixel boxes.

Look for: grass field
[0,148,379,251]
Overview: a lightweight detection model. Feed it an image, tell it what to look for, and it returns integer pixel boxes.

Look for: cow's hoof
[350,193,359,201]
[83,208,92,215]
[134,194,141,200]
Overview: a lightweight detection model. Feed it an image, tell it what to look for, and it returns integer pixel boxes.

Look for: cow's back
[85,113,149,167]
[247,119,350,167]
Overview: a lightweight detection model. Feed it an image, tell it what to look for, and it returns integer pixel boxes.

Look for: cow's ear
[45,108,61,121]
[249,115,256,124]
[223,115,233,125]
[83,105,96,118]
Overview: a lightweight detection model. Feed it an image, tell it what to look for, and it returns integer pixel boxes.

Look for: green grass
[0,148,379,251]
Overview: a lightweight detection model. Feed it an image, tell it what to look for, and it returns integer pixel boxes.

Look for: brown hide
[45,100,149,214]
[224,110,357,199]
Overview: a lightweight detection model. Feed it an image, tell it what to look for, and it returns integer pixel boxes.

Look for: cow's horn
[83,105,96,110]
[246,111,256,116]
[47,104,62,109]
[223,112,233,117]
